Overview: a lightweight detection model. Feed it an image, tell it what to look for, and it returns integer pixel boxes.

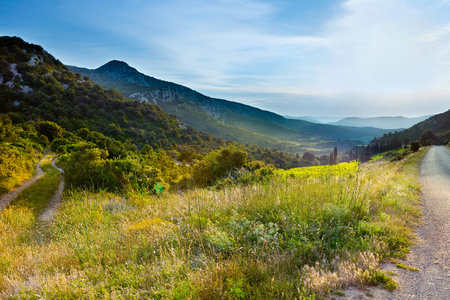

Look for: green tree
[38,121,63,142]
[319,155,329,165]
[403,137,411,147]
[302,152,315,162]
[419,129,436,146]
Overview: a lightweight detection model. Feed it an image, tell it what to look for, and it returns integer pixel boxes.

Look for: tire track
[0,157,45,212]
[38,157,65,222]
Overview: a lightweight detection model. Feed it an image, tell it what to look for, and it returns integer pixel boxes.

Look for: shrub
[62,141,180,192]
[410,141,420,152]
[193,145,248,186]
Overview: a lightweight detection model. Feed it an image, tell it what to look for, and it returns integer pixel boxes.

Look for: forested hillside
[69,61,391,149]
[0,37,227,153]
[0,36,314,193]
[371,109,450,149]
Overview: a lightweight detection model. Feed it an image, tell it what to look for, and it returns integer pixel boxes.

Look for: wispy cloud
[121,0,450,116]
[64,0,450,116]
[413,23,450,42]
[317,0,436,92]
[3,0,448,116]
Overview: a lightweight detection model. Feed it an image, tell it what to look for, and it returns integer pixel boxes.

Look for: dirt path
[0,155,65,222]
[38,157,65,222]
[0,158,45,212]
[334,146,450,299]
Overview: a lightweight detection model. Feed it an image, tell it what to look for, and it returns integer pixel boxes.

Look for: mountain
[284,116,344,124]
[0,36,317,169]
[329,115,433,129]
[68,61,393,150]
[372,109,450,146]
[0,37,224,152]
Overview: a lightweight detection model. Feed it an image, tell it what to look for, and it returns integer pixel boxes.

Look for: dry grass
[0,149,427,299]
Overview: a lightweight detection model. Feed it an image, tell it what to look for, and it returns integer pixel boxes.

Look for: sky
[1,0,450,117]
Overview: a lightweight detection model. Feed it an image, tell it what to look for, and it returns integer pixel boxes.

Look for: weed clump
[396,263,419,272]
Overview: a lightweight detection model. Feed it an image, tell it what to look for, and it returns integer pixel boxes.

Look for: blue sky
[1,0,450,117]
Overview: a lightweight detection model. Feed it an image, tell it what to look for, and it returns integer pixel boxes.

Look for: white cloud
[296,0,450,116]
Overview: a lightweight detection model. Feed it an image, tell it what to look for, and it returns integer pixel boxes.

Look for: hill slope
[0,36,315,168]
[372,109,450,146]
[0,36,225,152]
[68,61,391,145]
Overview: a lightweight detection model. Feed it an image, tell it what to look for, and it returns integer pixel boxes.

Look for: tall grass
[0,149,427,299]
[0,146,41,195]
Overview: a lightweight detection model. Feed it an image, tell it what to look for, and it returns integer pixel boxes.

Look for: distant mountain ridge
[329,115,433,129]
[284,116,343,124]
[373,109,450,145]
[68,61,393,151]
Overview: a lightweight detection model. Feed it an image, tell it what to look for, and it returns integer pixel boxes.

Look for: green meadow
[0,149,427,299]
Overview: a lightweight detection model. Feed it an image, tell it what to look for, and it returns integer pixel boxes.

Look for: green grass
[361,269,397,292]
[0,149,427,299]
[370,154,384,161]
[395,263,419,272]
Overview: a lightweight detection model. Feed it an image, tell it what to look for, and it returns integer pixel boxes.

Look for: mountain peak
[95,60,148,84]
[97,60,134,72]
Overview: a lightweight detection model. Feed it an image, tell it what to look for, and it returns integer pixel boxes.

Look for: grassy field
[0,149,427,299]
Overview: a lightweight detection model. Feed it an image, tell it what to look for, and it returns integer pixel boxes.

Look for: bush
[0,146,38,194]
[410,141,420,152]
[302,152,315,162]
[193,145,248,186]
[62,141,181,192]
[0,116,42,194]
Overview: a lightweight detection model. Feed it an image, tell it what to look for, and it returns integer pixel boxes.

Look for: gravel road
[391,145,450,299]
[336,146,450,299]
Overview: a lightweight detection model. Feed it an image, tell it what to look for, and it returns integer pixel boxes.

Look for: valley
[68,61,395,155]
[1,36,449,299]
